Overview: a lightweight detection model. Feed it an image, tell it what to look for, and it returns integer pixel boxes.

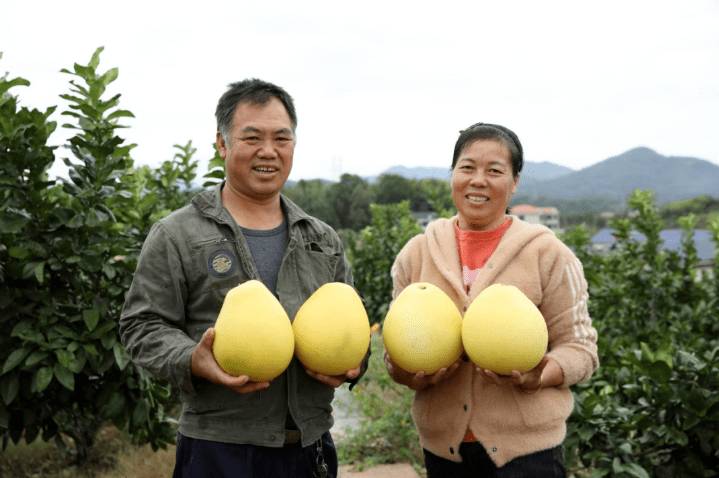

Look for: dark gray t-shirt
[239,220,297,429]
[239,220,288,296]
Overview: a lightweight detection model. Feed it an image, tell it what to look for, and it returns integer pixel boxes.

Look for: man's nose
[256,139,278,158]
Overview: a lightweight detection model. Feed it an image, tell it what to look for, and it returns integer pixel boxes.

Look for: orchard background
[2,49,718,477]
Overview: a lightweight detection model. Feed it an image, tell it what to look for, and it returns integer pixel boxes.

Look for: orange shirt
[455,217,511,291]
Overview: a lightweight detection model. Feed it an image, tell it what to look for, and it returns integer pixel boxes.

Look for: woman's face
[451,140,518,231]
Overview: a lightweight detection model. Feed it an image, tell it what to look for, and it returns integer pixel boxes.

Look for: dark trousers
[173,431,337,478]
[424,442,566,478]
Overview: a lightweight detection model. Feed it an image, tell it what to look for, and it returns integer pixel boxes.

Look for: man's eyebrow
[274,127,293,136]
[240,126,293,136]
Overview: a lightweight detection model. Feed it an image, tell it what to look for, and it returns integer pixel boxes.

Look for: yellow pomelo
[462,284,548,375]
[293,283,370,376]
[213,280,294,382]
[382,283,463,374]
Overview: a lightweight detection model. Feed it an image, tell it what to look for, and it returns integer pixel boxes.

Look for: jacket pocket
[303,248,340,288]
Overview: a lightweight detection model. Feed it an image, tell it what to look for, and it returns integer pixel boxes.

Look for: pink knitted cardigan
[385,216,599,466]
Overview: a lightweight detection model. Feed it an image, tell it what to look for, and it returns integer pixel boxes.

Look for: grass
[336,334,425,475]
[0,426,176,478]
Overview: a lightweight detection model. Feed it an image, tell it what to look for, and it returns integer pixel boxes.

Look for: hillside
[374,161,573,183]
[516,147,719,205]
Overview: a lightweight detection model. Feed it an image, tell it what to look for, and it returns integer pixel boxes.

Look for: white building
[510,204,561,232]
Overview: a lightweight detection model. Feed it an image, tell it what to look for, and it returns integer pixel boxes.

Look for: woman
[385,123,598,477]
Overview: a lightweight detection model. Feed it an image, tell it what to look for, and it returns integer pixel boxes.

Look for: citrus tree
[562,190,719,477]
[0,48,177,462]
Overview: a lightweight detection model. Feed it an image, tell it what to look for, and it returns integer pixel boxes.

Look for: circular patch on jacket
[208,250,236,277]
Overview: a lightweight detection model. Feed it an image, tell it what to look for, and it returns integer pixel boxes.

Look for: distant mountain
[371,161,574,184]
[516,147,719,205]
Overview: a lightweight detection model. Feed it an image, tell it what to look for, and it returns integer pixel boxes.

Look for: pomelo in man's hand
[213,280,294,382]
[462,284,548,375]
[382,282,463,375]
[293,282,370,376]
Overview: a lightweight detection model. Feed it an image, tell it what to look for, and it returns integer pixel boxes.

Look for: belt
[284,430,302,444]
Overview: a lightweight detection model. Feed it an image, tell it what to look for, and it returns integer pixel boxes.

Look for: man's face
[217,97,295,203]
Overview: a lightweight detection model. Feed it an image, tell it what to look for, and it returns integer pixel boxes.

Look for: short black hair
[215,78,297,144]
[451,123,523,177]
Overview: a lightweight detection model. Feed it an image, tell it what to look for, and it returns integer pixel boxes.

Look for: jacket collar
[191,181,311,228]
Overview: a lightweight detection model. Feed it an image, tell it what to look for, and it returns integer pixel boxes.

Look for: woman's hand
[386,355,461,391]
[477,356,563,393]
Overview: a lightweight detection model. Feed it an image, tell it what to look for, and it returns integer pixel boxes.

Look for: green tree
[282,179,338,228]
[327,174,374,231]
[563,189,719,477]
[347,201,422,324]
[0,48,175,463]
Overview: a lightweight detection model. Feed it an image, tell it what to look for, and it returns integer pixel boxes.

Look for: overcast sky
[2,0,718,182]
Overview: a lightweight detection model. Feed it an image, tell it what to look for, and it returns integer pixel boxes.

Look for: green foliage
[337,336,423,471]
[347,201,422,324]
[282,179,338,227]
[564,189,719,477]
[660,194,719,228]
[202,142,225,188]
[0,48,176,463]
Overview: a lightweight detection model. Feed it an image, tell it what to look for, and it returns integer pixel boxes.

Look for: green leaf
[0,408,9,429]
[53,363,74,391]
[25,351,49,367]
[8,246,30,260]
[55,349,74,368]
[132,398,150,427]
[98,67,118,87]
[88,46,104,70]
[623,463,650,478]
[0,216,30,233]
[0,76,31,95]
[106,109,135,121]
[646,361,671,384]
[3,348,31,374]
[102,391,126,419]
[33,366,53,392]
[83,308,99,331]
[113,342,131,371]
[0,373,20,405]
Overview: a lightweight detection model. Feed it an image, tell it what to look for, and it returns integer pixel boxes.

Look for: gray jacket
[119,183,367,447]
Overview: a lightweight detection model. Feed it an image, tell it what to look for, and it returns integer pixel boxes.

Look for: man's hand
[304,363,361,388]
[386,355,461,391]
[191,327,270,394]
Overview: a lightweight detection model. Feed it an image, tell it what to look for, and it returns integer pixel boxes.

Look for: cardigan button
[463,404,468,411]
[449,447,455,454]
[492,447,497,452]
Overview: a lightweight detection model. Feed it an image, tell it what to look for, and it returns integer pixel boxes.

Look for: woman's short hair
[215,78,297,145]
[451,123,523,177]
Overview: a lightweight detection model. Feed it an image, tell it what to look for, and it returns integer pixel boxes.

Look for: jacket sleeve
[119,220,197,394]
[539,241,599,387]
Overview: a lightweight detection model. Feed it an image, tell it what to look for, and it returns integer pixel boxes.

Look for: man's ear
[216,132,227,159]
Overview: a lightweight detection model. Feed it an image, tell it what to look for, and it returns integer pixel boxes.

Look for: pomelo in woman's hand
[213,280,294,382]
[382,282,463,374]
[293,282,370,376]
[462,284,548,375]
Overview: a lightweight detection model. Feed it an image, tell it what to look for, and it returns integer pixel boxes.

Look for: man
[119,79,369,478]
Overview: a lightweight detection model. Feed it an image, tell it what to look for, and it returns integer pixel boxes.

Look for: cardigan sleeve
[538,241,599,387]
